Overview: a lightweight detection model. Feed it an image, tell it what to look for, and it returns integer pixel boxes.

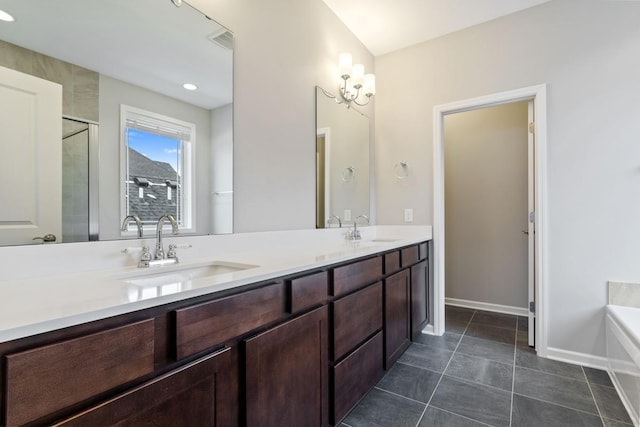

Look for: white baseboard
[421,323,436,335]
[545,347,609,370]
[445,298,528,317]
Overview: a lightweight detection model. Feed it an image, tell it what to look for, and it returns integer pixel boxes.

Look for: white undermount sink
[369,238,399,243]
[118,261,259,288]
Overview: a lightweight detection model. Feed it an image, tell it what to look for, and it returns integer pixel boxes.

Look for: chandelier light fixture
[337,53,375,107]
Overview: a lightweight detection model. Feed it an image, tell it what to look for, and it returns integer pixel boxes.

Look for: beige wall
[375,0,640,357]
[188,0,374,232]
[444,102,529,309]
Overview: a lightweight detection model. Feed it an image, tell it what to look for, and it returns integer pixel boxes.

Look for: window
[120,105,195,234]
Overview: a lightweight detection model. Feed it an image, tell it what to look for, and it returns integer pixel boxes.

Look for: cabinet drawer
[401,245,419,267]
[332,331,384,424]
[419,242,428,260]
[287,271,328,313]
[333,256,382,296]
[384,251,400,275]
[53,348,231,426]
[333,282,382,361]
[5,319,155,427]
[174,282,286,359]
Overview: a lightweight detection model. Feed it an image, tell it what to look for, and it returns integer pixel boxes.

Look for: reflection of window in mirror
[120,105,195,234]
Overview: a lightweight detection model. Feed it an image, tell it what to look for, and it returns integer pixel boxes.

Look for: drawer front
[401,245,419,268]
[288,271,328,313]
[333,256,382,296]
[174,282,286,359]
[332,331,384,424]
[53,348,231,427]
[384,251,400,275]
[419,242,428,260]
[5,319,155,427]
[333,282,382,361]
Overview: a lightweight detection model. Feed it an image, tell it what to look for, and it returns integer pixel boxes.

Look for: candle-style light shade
[351,64,365,88]
[363,74,376,96]
[338,53,352,78]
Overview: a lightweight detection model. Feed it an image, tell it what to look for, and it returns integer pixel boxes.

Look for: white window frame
[120,104,196,236]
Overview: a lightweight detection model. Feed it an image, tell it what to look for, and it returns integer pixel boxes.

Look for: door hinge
[529,211,535,223]
[529,301,535,313]
[529,122,535,134]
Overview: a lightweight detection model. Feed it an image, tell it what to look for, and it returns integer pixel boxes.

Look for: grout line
[509,317,518,427]
[372,386,428,406]
[414,310,477,427]
[395,360,446,376]
[428,405,496,427]
[516,364,588,383]
[581,365,607,426]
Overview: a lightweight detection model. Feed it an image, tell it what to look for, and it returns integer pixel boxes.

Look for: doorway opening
[432,85,548,355]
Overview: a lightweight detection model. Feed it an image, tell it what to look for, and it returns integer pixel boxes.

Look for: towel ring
[394,161,409,179]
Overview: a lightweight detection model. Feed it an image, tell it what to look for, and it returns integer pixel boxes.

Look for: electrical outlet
[404,208,413,223]
[344,209,352,222]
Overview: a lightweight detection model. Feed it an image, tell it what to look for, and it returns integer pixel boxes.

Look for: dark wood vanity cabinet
[411,259,429,339]
[384,269,411,368]
[52,347,232,426]
[244,306,329,427]
[0,241,430,427]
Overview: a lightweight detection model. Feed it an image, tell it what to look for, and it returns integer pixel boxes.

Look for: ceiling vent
[207,29,233,50]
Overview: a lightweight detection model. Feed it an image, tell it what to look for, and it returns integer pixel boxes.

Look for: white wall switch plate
[344,209,352,222]
[404,208,413,222]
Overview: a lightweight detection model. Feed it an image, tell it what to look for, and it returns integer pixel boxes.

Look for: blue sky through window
[127,128,180,172]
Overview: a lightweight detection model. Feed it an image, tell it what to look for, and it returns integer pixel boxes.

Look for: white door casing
[433,84,548,356]
[527,101,536,347]
[0,66,62,245]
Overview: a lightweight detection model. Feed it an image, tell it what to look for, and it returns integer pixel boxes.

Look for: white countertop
[0,225,432,343]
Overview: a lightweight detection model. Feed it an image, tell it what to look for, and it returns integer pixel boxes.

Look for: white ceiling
[321,0,552,56]
[0,0,232,110]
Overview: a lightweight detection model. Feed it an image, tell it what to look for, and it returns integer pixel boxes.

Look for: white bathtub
[607,305,640,427]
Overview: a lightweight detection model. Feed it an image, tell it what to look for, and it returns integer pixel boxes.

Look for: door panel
[0,66,62,245]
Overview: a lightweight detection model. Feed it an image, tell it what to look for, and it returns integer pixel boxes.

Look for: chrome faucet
[154,214,179,261]
[327,215,342,228]
[348,214,370,240]
[121,214,143,238]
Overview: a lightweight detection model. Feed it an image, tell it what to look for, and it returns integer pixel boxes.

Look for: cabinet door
[245,306,329,427]
[385,269,411,368]
[53,347,232,426]
[411,260,429,338]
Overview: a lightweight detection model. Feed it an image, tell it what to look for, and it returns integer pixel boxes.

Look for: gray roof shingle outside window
[127,148,181,223]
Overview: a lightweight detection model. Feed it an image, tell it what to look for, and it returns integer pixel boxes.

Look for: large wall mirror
[0,0,233,246]
[315,86,370,228]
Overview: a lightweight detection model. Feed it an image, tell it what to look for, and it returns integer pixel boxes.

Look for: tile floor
[340,306,633,427]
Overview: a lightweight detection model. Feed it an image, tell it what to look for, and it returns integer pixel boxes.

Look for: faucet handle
[138,246,152,268]
[167,244,178,259]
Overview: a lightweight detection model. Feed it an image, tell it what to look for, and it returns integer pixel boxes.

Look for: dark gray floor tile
[445,353,513,391]
[583,366,614,387]
[465,323,516,345]
[413,331,462,351]
[456,335,515,365]
[429,376,511,427]
[516,348,585,380]
[398,343,453,373]
[446,308,474,334]
[418,406,488,427]
[514,367,598,414]
[376,362,441,403]
[517,316,528,331]
[343,388,425,427]
[446,305,476,316]
[470,311,517,330]
[591,383,633,424]
[603,417,634,427]
[511,393,604,427]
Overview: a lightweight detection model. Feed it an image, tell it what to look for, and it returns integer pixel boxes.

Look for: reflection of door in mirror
[0,66,62,245]
[62,117,99,243]
[315,87,370,229]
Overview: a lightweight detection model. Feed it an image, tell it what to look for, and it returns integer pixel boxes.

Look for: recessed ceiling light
[0,9,15,22]
[183,83,198,91]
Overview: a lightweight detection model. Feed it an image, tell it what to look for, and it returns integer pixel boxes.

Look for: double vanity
[0,225,432,426]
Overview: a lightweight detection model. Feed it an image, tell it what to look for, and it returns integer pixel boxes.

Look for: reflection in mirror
[0,0,233,246]
[315,86,370,229]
